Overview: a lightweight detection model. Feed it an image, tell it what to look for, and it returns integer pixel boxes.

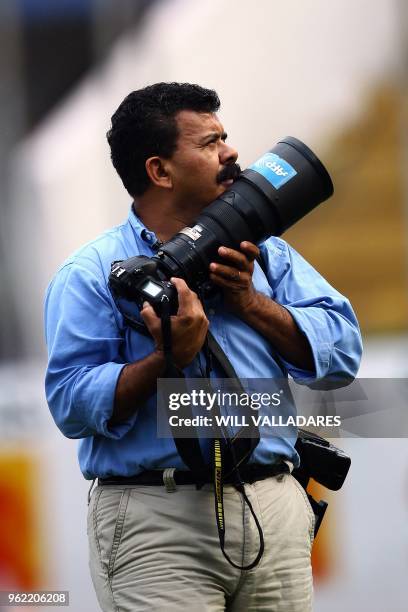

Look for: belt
[98,460,289,487]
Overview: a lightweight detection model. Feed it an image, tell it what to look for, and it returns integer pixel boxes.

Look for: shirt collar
[128,204,160,248]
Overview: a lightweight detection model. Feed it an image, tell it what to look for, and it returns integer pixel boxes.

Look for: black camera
[110,256,176,314]
[294,429,351,491]
[109,137,333,313]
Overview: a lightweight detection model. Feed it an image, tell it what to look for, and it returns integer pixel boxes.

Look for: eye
[202,133,227,147]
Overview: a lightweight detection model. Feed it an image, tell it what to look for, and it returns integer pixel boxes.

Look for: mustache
[216,163,242,184]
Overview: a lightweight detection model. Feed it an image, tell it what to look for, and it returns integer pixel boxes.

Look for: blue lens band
[249,152,297,190]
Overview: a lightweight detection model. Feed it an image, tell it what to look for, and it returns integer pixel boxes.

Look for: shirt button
[142,230,155,243]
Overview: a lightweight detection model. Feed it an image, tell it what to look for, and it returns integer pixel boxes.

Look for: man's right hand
[141,277,209,369]
[110,278,208,426]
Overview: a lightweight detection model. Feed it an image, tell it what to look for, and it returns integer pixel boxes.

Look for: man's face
[165,110,240,211]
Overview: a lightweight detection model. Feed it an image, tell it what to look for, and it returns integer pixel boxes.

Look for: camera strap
[120,291,265,568]
[211,437,265,570]
[158,293,265,570]
[200,332,265,570]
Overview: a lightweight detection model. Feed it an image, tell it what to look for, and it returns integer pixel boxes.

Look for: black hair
[106,82,220,196]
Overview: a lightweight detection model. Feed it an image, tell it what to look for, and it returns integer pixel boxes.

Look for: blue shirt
[44,207,362,479]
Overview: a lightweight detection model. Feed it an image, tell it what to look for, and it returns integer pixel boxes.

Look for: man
[45,82,362,611]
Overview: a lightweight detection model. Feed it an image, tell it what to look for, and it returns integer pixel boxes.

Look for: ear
[145,156,173,190]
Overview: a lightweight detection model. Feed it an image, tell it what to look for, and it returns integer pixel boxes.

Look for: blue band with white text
[249,152,297,189]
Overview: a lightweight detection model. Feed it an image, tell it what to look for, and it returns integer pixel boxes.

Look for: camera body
[110,256,178,314]
[293,429,351,491]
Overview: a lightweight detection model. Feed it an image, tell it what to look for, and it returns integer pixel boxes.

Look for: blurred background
[0,0,407,610]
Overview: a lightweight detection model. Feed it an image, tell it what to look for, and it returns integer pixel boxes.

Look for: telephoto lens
[109,137,333,313]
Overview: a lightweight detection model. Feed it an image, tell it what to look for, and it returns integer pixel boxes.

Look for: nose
[219,140,238,165]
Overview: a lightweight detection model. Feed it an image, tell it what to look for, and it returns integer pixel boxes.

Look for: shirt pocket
[90,486,131,580]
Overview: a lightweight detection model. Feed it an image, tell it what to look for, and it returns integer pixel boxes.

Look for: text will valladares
[168,415,342,428]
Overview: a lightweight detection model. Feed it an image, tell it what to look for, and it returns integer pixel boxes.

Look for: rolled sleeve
[44,261,137,439]
[283,301,362,385]
[260,238,363,386]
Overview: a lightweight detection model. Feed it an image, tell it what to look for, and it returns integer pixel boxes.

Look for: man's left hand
[209,241,260,317]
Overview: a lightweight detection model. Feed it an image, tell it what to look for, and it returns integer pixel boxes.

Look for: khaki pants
[87,473,315,611]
